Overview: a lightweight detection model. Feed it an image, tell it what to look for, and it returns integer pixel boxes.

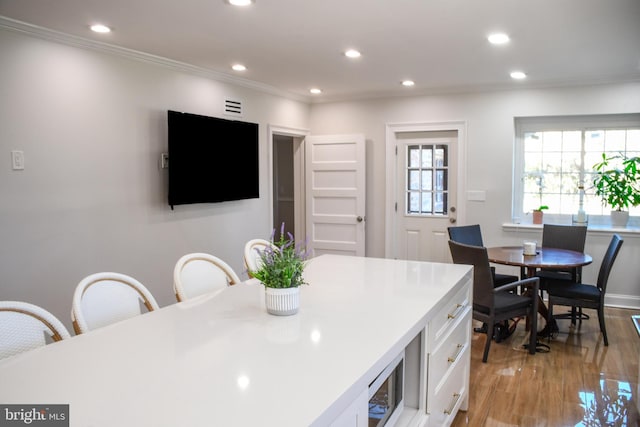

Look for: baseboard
[605,293,640,310]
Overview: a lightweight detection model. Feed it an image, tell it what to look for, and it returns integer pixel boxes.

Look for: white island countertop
[0,255,472,427]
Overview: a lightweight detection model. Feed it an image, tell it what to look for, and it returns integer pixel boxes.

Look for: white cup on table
[523,241,537,256]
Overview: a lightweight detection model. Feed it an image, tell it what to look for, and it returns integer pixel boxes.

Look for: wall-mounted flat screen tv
[168,110,259,208]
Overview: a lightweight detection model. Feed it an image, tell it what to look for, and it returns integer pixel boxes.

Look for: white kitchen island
[0,255,472,427]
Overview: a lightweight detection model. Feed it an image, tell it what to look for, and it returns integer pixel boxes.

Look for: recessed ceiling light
[226,0,254,6]
[488,33,510,45]
[401,80,415,87]
[90,24,111,33]
[232,64,247,71]
[510,71,527,80]
[344,49,361,59]
[310,88,322,94]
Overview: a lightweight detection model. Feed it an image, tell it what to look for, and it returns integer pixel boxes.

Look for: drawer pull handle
[447,303,464,319]
[444,393,461,415]
[447,344,465,364]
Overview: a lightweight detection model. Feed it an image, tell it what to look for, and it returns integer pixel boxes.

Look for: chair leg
[528,311,537,356]
[578,307,586,324]
[598,306,609,346]
[547,299,554,344]
[482,320,495,363]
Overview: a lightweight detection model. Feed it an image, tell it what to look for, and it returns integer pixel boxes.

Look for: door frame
[268,125,310,243]
[384,121,468,258]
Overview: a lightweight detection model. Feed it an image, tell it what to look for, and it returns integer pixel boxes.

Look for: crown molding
[310,74,640,104]
[0,16,310,104]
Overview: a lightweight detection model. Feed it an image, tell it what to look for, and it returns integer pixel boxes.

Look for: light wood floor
[451,307,640,427]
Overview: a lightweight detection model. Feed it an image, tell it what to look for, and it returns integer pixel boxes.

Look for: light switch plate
[467,190,486,201]
[11,150,24,170]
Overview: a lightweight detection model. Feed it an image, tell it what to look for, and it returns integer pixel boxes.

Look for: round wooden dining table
[487,246,593,278]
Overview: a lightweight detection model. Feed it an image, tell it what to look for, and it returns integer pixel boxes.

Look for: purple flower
[251,222,309,288]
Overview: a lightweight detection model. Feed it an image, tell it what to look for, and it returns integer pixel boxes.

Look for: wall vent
[224,99,243,117]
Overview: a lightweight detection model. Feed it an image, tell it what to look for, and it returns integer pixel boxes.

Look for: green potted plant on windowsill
[252,223,309,316]
[532,205,548,224]
[593,153,640,227]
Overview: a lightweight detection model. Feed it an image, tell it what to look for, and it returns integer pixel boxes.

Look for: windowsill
[502,222,640,236]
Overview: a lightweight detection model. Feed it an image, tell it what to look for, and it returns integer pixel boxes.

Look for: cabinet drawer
[427,351,468,427]
[428,309,471,395]
[428,276,471,349]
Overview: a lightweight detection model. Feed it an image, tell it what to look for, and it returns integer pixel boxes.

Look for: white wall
[309,82,640,306]
[0,28,310,329]
[2,24,640,333]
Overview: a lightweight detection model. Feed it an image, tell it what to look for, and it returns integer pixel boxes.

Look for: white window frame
[513,113,640,227]
[404,143,450,216]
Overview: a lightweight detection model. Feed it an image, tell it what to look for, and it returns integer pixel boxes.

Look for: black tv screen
[168,110,259,208]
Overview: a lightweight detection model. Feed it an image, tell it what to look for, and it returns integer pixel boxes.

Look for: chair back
[174,253,241,302]
[596,234,623,294]
[0,301,71,360]
[541,224,588,279]
[447,224,484,247]
[72,272,159,334]
[244,239,277,277]
[448,240,494,309]
[541,224,587,252]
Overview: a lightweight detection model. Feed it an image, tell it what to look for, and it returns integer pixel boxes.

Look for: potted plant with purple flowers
[252,223,309,315]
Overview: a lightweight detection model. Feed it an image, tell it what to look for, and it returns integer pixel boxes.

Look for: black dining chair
[448,240,540,362]
[536,224,588,321]
[536,224,588,288]
[546,234,623,346]
[447,225,519,287]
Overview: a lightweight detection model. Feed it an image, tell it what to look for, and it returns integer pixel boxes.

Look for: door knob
[449,218,457,223]
[357,216,364,223]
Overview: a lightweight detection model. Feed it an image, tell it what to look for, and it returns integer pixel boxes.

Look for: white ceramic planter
[264,286,300,316]
[610,210,629,227]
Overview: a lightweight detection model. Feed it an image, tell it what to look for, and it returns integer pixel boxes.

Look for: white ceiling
[1,0,639,102]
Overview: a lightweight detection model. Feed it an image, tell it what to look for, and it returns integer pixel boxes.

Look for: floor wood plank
[451,307,640,427]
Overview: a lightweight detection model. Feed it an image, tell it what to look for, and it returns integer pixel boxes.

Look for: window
[405,144,449,215]
[514,114,640,224]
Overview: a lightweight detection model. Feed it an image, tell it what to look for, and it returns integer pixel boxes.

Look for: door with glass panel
[395,131,458,262]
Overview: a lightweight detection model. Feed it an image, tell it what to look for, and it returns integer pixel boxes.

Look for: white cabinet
[392,271,472,427]
[330,389,368,427]
[426,276,472,427]
[426,311,471,426]
[329,269,472,427]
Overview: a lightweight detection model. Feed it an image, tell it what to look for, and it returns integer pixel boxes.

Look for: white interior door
[305,134,366,257]
[395,131,458,262]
